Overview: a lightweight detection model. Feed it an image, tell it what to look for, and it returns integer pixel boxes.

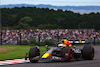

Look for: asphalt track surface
[1,46,100,67]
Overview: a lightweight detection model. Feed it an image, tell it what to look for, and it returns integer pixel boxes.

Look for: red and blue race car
[25,39,94,63]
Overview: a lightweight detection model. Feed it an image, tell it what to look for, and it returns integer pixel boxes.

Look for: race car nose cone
[38,56,52,63]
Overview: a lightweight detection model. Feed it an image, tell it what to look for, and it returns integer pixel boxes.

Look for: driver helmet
[61,39,68,44]
[61,39,72,47]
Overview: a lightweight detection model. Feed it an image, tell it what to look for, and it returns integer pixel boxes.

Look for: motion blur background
[0,0,100,45]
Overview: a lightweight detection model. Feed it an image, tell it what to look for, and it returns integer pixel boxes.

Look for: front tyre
[29,47,40,63]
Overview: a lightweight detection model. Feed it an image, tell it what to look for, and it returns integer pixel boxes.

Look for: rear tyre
[29,47,40,63]
[82,45,94,60]
[62,47,74,62]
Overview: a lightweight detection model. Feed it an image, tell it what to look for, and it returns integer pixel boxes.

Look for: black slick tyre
[82,45,94,60]
[29,47,40,63]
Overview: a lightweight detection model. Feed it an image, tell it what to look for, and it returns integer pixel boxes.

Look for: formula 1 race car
[25,39,95,63]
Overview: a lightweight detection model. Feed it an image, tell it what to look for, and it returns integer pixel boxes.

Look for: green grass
[0,45,46,61]
[0,44,99,61]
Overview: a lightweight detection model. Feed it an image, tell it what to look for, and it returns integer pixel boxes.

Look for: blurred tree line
[1,7,100,30]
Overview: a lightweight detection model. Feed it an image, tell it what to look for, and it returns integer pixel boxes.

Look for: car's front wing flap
[31,56,65,62]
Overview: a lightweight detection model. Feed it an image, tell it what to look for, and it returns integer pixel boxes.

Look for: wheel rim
[90,47,94,59]
[68,49,73,61]
[70,50,72,59]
